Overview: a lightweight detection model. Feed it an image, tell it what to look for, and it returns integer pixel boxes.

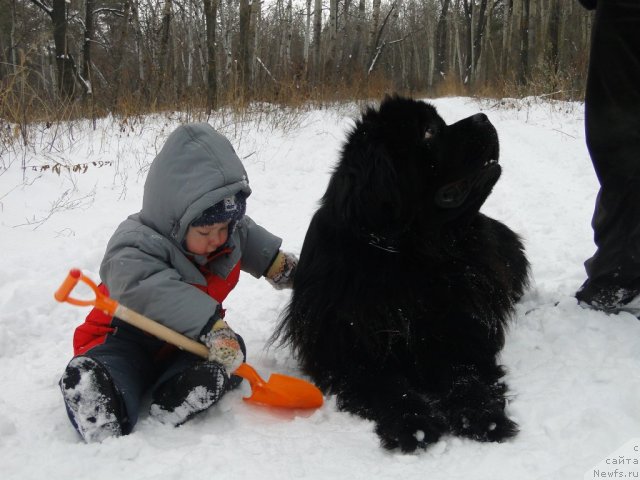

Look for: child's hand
[201,319,244,374]
[266,251,298,290]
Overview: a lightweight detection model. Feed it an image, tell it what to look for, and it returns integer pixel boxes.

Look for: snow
[1,97,639,479]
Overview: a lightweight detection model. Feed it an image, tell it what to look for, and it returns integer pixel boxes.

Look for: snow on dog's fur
[273,96,530,452]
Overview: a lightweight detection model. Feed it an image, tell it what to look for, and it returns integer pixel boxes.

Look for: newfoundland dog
[273,96,530,452]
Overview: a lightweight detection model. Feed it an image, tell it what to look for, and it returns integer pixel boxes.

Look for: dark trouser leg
[60,357,124,443]
[60,334,156,441]
[579,0,640,307]
[150,335,246,426]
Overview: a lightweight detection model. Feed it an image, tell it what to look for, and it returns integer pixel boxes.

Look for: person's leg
[578,0,640,312]
[60,335,155,442]
[60,356,124,442]
[149,335,246,426]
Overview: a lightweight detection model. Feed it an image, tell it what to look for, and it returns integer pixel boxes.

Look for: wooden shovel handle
[114,304,210,359]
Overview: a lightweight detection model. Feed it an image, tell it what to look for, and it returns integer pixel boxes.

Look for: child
[59,123,297,442]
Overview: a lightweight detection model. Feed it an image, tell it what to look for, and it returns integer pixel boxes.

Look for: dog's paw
[446,374,518,442]
[372,392,447,452]
[454,410,518,442]
[375,413,445,452]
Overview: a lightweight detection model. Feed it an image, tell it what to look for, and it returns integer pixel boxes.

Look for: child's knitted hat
[191,192,247,232]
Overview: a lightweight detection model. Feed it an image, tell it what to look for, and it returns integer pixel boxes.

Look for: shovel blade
[234,363,323,409]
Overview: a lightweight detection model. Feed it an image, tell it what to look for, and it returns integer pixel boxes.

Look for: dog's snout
[471,113,489,124]
[448,113,493,133]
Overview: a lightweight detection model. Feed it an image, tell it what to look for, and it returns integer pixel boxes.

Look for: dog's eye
[424,128,435,140]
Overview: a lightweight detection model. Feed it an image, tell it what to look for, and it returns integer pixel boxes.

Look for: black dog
[273,96,530,452]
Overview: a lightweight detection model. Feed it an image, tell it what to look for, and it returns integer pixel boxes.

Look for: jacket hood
[140,123,251,245]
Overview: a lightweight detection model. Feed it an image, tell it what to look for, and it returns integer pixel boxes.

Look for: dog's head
[323,96,501,239]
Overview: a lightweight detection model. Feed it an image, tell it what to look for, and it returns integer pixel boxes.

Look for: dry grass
[0,51,587,155]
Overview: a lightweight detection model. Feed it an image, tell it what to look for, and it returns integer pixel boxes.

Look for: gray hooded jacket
[99,123,282,339]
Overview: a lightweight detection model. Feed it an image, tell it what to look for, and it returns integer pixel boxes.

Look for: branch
[13,189,96,231]
[28,0,53,19]
[256,56,278,84]
[368,42,385,76]
[94,7,125,17]
[367,0,400,73]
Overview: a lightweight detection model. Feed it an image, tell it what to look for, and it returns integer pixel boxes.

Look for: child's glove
[201,319,244,375]
[265,251,298,290]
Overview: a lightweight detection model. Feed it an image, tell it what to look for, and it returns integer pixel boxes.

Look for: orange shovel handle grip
[54,268,118,316]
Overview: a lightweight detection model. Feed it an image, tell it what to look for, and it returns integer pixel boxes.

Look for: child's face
[185,221,230,255]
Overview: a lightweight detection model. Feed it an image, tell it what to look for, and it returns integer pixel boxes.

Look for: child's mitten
[201,319,244,374]
[265,251,298,290]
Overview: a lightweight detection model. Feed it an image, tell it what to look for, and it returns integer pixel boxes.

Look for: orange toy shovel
[54,269,323,410]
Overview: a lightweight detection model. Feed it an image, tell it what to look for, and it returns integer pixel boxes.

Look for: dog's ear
[323,121,402,231]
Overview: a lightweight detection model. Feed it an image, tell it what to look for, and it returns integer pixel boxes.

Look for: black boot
[576,279,640,316]
[60,357,124,443]
[150,361,229,426]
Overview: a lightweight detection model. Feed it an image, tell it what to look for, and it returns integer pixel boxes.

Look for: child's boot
[150,361,229,426]
[60,356,124,443]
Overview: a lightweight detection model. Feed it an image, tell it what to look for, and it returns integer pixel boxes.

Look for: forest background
[1,0,592,132]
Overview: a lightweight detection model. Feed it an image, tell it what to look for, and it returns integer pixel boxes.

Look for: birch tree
[203,0,218,111]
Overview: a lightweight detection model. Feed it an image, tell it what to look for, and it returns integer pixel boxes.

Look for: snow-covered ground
[1,97,639,479]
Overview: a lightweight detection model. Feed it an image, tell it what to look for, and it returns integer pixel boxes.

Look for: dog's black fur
[273,96,530,452]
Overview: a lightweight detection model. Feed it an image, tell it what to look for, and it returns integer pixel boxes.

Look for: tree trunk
[312,0,322,83]
[501,0,513,76]
[82,0,95,98]
[131,2,147,99]
[326,0,338,79]
[461,0,472,84]
[239,0,251,92]
[351,0,366,71]
[220,0,234,83]
[157,0,173,95]
[203,0,218,111]
[337,0,351,78]
[51,0,76,98]
[9,0,17,74]
[519,0,530,85]
[111,0,131,109]
[367,0,404,76]
[548,0,561,76]
[471,0,488,82]
[435,0,451,82]
[233,0,260,95]
[280,0,293,77]
[303,0,312,75]
[368,0,382,67]
[184,8,193,89]
[250,0,260,88]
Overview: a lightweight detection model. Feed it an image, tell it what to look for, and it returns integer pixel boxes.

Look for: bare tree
[367,0,382,68]
[547,0,561,76]
[519,0,530,84]
[303,0,312,74]
[29,0,78,98]
[471,0,489,82]
[4,0,595,123]
[435,0,451,83]
[238,0,251,91]
[351,0,367,72]
[279,0,294,76]
[203,0,218,111]
[312,0,322,83]
[81,0,95,99]
[111,0,131,108]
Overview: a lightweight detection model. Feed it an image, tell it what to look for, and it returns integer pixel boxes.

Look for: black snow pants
[582,0,640,290]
